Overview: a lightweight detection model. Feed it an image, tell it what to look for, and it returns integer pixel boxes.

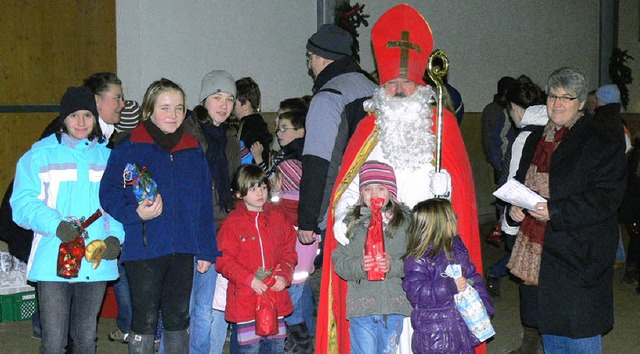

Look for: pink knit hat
[275,159,303,192]
[359,161,398,201]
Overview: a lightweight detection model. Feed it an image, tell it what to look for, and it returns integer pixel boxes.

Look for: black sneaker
[486,275,501,297]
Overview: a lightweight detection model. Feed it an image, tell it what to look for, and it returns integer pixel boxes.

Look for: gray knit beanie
[306,24,353,60]
[199,70,236,103]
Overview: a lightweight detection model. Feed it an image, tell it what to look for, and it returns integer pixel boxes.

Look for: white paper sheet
[493,179,546,210]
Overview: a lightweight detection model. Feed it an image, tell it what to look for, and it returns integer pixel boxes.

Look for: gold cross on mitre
[386,31,422,78]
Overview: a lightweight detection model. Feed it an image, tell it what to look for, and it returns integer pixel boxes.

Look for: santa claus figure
[315,4,484,354]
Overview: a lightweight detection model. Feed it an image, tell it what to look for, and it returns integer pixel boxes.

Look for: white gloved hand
[333,220,350,246]
[429,169,451,198]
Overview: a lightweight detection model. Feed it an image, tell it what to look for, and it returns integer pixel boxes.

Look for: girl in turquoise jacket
[11,86,124,354]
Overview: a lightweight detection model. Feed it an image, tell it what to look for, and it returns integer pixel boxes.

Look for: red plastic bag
[255,290,278,336]
[365,197,386,281]
[57,235,86,278]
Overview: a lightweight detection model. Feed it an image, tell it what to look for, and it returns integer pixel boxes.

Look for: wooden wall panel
[0,0,115,197]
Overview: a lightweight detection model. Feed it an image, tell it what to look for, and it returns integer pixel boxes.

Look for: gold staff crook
[427,49,449,173]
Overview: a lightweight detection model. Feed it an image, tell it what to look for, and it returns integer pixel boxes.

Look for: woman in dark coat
[507,67,626,353]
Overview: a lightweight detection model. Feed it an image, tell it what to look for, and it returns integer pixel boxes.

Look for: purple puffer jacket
[403,237,494,354]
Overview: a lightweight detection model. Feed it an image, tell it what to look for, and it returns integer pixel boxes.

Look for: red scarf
[508,121,570,285]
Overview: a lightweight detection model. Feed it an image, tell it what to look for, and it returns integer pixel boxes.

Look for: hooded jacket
[216,201,297,322]
[11,134,124,282]
[501,105,548,235]
[403,237,494,354]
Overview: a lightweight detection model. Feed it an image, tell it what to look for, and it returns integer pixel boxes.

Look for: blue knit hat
[595,84,620,104]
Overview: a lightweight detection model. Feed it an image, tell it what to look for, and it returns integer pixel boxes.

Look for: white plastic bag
[445,264,495,342]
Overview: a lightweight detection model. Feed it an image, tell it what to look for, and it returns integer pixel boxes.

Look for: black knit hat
[306,24,353,60]
[59,86,99,122]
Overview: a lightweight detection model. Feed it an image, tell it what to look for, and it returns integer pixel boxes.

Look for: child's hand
[250,141,264,164]
[455,277,468,292]
[270,276,286,292]
[136,194,163,221]
[251,277,268,294]
[376,252,391,274]
[362,250,375,271]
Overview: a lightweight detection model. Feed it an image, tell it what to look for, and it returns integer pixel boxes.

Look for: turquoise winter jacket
[11,134,124,282]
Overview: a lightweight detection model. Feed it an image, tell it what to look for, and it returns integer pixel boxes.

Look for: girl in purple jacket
[403,198,494,354]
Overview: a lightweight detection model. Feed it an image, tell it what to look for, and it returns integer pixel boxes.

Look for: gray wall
[117,0,638,113]
[117,0,316,111]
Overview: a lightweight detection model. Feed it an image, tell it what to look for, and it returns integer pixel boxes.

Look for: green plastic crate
[0,287,38,322]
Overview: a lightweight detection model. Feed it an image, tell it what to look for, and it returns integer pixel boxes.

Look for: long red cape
[315,108,484,353]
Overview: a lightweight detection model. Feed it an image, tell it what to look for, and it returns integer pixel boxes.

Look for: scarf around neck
[508,117,577,285]
[142,119,185,153]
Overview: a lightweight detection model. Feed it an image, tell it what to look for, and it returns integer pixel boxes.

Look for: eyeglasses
[276,126,297,133]
[547,94,578,103]
[306,52,312,65]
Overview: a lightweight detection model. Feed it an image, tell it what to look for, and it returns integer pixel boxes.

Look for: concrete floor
[1,220,639,353]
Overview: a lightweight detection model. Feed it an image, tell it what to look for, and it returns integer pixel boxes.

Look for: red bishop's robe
[315,108,485,354]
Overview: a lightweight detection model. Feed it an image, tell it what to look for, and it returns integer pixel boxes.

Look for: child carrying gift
[332,161,413,354]
[271,158,316,353]
[403,198,494,354]
[215,165,297,353]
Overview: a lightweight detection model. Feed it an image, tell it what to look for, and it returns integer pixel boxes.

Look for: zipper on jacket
[255,212,266,270]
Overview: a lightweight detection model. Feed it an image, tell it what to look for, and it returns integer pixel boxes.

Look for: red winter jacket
[216,201,297,322]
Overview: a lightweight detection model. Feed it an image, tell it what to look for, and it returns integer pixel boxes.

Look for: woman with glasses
[505,67,626,353]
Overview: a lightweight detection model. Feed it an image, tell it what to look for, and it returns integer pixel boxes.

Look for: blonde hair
[141,78,186,122]
[405,198,458,260]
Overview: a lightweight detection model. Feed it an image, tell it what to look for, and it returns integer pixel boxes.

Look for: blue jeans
[488,233,516,278]
[189,262,227,354]
[237,337,285,353]
[113,261,132,333]
[616,229,626,262]
[285,281,315,335]
[38,281,107,354]
[349,314,404,354]
[300,280,315,335]
[542,334,602,354]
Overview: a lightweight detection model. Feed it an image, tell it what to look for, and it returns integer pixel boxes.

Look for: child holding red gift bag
[215,165,297,353]
[332,161,412,354]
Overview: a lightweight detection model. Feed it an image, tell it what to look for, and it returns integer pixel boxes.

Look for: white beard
[373,85,437,171]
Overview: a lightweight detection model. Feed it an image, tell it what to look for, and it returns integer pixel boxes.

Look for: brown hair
[231,164,270,199]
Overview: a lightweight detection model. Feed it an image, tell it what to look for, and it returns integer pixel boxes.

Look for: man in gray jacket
[298,24,377,247]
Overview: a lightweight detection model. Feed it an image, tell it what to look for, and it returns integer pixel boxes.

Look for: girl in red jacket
[216,164,297,353]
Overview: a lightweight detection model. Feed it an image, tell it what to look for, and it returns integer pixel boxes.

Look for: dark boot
[507,326,544,354]
[128,333,155,354]
[623,262,639,284]
[284,322,313,354]
[162,329,189,354]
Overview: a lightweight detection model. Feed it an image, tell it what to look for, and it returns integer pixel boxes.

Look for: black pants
[125,253,194,334]
[519,283,539,328]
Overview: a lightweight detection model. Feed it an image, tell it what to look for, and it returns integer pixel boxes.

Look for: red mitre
[372,4,433,85]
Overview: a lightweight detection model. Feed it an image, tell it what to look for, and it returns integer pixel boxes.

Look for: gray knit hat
[306,24,353,60]
[199,70,236,103]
